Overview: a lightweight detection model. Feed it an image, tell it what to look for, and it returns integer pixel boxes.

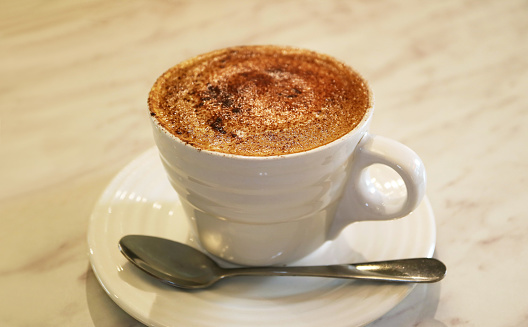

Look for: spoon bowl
[119,235,446,289]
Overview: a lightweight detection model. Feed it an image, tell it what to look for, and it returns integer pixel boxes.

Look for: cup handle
[328,134,427,239]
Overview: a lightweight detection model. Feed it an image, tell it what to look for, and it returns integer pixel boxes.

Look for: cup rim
[151,104,373,161]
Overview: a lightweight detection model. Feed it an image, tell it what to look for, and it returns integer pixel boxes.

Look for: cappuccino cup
[148,46,426,266]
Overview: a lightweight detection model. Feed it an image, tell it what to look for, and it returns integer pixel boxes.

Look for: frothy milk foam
[149,45,371,156]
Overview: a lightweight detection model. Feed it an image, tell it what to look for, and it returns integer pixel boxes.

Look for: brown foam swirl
[149,45,371,156]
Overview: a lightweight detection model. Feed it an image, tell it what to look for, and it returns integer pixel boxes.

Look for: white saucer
[88,147,436,327]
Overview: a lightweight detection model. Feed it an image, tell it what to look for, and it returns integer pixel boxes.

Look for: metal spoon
[119,235,446,289]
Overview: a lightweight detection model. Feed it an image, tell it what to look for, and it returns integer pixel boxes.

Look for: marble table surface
[1,0,527,326]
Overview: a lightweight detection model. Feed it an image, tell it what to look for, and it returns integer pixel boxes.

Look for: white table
[1,1,527,326]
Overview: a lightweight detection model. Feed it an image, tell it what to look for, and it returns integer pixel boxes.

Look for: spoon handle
[226,258,446,283]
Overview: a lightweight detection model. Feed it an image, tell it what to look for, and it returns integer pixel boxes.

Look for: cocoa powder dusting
[148,45,371,156]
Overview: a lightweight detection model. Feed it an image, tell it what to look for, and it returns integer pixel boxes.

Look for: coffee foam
[149,45,371,156]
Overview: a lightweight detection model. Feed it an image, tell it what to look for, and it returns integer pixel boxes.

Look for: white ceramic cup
[150,87,426,266]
